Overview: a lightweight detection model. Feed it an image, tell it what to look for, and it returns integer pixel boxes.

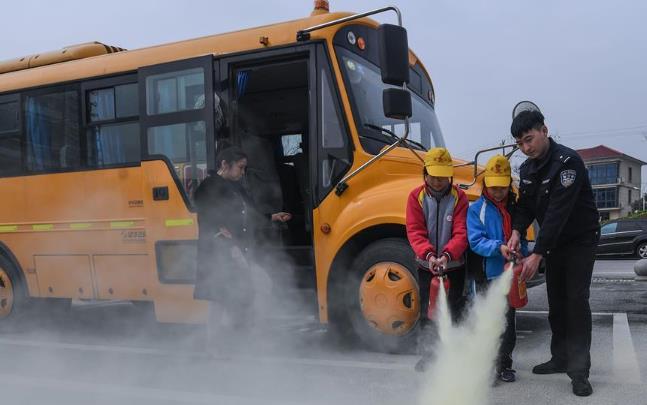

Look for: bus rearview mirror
[383,88,412,120]
[378,24,410,86]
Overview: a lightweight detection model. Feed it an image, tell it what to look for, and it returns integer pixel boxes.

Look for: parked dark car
[597,218,647,259]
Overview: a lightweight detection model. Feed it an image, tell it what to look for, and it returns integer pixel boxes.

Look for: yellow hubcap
[0,268,14,318]
[359,262,419,336]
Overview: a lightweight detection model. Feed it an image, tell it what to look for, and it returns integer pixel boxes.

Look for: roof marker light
[311,0,330,16]
[357,37,366,50]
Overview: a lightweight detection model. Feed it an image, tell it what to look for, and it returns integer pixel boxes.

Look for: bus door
[219,46,316,289]
[138,56,216,316]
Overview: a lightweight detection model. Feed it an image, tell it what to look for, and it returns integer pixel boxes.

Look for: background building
[577,145,645,221]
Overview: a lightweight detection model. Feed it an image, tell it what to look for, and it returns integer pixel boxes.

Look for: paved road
[594,257,640,277]
[0,259,644,405]
[516,257,646,404]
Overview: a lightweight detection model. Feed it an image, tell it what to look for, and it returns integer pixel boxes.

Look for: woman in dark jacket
[193,146,291,352]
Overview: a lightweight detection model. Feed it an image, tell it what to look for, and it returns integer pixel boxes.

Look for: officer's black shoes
[532,359,567,374]
[572,378,593,397]
[497,368,517,382]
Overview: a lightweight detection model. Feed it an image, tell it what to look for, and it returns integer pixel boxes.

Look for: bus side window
[318,64,351,199]
[0,99,22,176]
[147,120,208,199]
[145,68,204,115]
[25,90,80,172]
[86,83,140,167]
[141,58,215,204]
[145,68,209,200]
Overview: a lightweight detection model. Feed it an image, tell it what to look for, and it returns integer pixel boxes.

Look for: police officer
[507,109,599,397]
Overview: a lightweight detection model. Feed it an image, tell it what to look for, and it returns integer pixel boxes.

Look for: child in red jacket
[406,147,469,371]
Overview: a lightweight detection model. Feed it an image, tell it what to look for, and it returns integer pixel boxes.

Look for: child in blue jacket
[467,155,528,383]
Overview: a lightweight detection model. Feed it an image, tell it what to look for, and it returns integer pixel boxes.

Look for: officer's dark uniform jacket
[193,173,262,303]
[513,138,599,254]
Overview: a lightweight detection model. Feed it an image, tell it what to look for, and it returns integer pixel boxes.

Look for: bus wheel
[344,238,420,352]
[0,257,21,324]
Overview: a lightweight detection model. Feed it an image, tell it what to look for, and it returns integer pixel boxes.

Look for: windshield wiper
[364,123,399,142]
[364,123,426,151]
[380,126,427,150]
[358,133,392,146]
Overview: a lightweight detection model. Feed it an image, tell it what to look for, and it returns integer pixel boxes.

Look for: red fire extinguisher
[427,273,450,319]
[507,260,528,309]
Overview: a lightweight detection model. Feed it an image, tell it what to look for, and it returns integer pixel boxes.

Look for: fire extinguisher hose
[415,257,463,273]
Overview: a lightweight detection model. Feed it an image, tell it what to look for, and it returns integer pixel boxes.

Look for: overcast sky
[1,0,646,191]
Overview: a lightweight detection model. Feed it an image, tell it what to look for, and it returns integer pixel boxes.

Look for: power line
[557,132,647,140]
[558,124,647,137]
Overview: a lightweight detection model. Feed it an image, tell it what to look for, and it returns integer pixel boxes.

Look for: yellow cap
[424,147,454,177]
[484,155,512,187]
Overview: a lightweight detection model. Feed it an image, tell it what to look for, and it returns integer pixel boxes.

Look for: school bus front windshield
[335,46,445,155]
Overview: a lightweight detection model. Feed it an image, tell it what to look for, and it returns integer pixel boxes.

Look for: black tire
[339,238,420,353]
[0,255,24,329]
[637,241,647,259]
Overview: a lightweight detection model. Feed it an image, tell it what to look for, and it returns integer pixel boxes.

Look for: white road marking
[612,312,642,384]
[518,311,642,384]
[0,372,300,404]
[248,354,417,371]
[0,337,205,357]
[593,272,636,278]
[2,311,638,380]
[0,337,417,371]
[517,310,612,316]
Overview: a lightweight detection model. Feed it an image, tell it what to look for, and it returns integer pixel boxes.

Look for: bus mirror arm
[335,118,410,196]
[297,6,403,41]
[456,143,519,190]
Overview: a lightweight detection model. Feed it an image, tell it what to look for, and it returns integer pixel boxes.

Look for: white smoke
[420,267,513,405]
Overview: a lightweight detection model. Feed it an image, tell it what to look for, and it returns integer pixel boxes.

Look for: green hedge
[626,210,647,219]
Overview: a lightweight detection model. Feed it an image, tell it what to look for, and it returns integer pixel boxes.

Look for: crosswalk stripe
[613,312,642,384]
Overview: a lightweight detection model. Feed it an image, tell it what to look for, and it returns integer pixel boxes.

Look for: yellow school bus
[0,2,497,350]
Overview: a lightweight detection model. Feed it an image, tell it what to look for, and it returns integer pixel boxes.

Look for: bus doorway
[225,55,315,288]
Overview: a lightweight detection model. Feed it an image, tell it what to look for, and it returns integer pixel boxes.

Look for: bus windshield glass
[337,47,445,154]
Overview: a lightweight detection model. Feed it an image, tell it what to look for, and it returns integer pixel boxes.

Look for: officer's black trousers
[545,243,596,380]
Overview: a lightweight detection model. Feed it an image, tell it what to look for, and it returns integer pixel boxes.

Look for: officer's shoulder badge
[560,169,576,187]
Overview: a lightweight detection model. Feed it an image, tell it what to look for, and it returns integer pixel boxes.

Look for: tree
[632,193,646,212]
